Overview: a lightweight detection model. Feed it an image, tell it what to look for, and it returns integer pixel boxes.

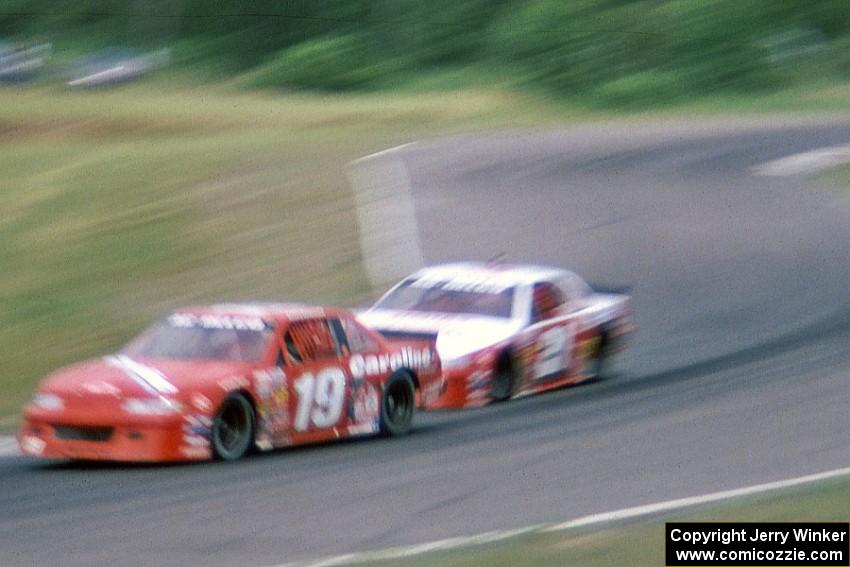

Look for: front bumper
[424,366,492,410]
[18,412,211,463]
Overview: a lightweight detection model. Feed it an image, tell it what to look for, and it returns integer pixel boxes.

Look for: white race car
[359,263,634,408]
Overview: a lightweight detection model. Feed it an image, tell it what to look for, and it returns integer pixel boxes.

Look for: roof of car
[176,302,348,323]
[407,262,569,287]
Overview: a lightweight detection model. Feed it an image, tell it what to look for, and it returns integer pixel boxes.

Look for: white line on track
[273,526,543,567]
[0,436,19,457]
[544,465,850,531]
[752,143,850,176]
[274,465,850,567]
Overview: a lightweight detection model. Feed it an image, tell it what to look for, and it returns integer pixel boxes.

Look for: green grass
[348,475,850,567]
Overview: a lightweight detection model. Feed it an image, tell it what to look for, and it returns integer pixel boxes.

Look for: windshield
[375,278,515,318]
[123,313,274,362]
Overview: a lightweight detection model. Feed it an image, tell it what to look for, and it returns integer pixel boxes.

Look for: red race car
[359,263,634,409]
[19,303,441,462]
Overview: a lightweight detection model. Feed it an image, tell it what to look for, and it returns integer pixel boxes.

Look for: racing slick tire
[587,329,611,380]
[211,393,255,461]
[380,371,416,437]
[490,352,516,402]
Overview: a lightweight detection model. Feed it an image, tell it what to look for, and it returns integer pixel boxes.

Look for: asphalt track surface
[3,118,850,567]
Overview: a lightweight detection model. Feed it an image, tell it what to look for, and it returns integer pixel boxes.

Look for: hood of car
[38,355,255,399]
[358,309,523,362]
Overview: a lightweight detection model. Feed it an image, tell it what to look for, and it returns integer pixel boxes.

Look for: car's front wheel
[380,371,416,437]
[211,393,255,461]
[490,353,516,402]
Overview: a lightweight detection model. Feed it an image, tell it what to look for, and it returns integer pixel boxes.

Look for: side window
[282,319,341,364]
[531,282,567,323]
[339,318,380,353]
[328,318,350,355]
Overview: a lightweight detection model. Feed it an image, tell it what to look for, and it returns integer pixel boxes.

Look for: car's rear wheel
[380,372,416,437]
[490,353,516,402]
[587,330,610,380]
[211,393,255,461]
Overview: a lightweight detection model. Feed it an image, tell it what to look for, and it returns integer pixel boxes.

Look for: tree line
[2,0,849,105]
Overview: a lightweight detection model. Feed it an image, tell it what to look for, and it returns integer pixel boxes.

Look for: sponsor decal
[208,303,325,320]
[466,370,489,392]
[349,348,434,379]
[254,370,272,399]
[182,435,209,447]
[182,414,212,448]
[255,430,273,449]
[254,368,289,443]
[349,382,379,423]
[467,373,490,399]
[270,408,288,431]
[183,415,212,433]
[190,393,213,412]
[468,390,489,402]
[468,388,488,399]
[218,375,250,392]
[281,308,327,320]
[168,313,269,331]
[253,368,286,400]
[421,378,446,404]
[347,419,380,436]
[273,387,288,407]
[179,445,210,459]
[410,276,511,294]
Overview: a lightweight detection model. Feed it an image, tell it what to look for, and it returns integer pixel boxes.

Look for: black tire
[587,331,610,380]
[211,393,255,461]
[490,353,516,402]
[379,371,416,437]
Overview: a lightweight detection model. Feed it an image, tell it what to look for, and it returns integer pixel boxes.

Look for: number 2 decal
[293,368,346,431]
[534,325,574,379]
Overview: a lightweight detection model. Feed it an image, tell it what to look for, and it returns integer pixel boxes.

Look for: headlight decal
[32,393,64,411]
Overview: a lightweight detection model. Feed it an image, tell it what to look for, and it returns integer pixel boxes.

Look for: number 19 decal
[293,368,346,431]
